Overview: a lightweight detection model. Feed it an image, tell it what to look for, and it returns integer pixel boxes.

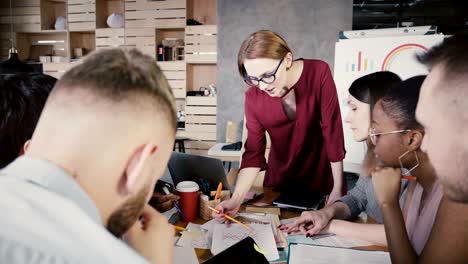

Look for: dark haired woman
[281,72,404,246]
[372,76,468,263]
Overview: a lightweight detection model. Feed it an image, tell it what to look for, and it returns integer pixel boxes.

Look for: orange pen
[214,182,223,200]
[208,206,251,230]
[402,175,416,181]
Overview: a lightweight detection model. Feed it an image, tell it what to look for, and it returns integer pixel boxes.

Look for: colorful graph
[381,43,428,71]
[346,51,374,72]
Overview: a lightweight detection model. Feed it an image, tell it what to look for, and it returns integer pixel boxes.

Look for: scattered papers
[211,223,279,261]
[173,246,198,264]
[176,223,211,249]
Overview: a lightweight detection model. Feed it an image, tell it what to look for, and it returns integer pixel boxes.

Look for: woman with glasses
[369,76,468,263]
[213,30,346,221]
[281,72,404,246]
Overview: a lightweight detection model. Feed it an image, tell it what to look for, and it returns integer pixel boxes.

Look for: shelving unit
[69,31,95,58]
[96,0,124,29]
[0,0,218,156]
[67,0,96,31]
[124,0,186,29]
[40,0,66,30]
[13,1,42,32]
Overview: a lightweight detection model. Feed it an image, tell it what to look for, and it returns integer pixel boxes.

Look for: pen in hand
[162,186,187,221]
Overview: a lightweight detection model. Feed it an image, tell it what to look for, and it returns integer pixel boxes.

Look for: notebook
[288,244,391,264]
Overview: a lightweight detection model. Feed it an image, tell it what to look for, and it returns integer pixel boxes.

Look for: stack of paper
[288,244,391,264]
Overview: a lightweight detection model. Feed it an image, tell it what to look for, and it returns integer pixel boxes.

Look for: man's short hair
[418,30,468,81]
[53,48,176,129]
[0,73,56,168]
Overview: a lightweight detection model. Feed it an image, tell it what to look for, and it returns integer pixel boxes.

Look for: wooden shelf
[40,0,66,30]
[16,31,68,61]
[158,61,186,99]
[68,0,96,32]
[187,0,217,25]
[125,0,186,29]
[11,1,41,32]
[0,0,219,156]
[125,27,156,58]
[185,25,217,64]
[69,31,95,59]
[95,28,124,49]
[187,64,216,91]
[96,0,124,29]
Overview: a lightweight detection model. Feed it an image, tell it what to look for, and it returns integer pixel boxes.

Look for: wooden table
[176,187,386,263]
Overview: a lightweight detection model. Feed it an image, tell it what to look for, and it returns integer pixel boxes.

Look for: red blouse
[240,59,346,194]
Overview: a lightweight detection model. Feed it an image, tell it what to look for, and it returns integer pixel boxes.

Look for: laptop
[164,152,263,202]
[167,152,231,192]
[273,191,326,211]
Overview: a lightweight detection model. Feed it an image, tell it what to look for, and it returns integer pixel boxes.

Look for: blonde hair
[237,30,292,78]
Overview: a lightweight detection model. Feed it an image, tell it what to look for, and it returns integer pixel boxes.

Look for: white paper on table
[173,246,198,264]
[288,244,390,264]
[176,223,211,249]
[201,218,217,235]
[286,233,372,248]
[211,223,279,261]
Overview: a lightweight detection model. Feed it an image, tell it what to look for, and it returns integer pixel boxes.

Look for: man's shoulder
[0,178,148,264]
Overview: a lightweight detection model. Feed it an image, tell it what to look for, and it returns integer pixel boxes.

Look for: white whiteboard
[333,34,445,173]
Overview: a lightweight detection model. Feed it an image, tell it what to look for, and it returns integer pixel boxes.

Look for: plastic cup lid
[176,181,200,192]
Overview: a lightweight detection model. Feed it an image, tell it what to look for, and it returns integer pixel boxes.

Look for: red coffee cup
[176,181,199,222]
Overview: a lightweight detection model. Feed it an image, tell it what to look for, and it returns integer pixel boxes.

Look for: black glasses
[243,58,284,86]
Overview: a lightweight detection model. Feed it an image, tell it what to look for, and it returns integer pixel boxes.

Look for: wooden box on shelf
[95,28,124,49]
[185,25,217,64]
[178,96,217,155]
[69,31,95,59]
[15,31,68,61]
[68,0,96,31]
[124,0,186,29]
[124,27,156,58]
[96,0,124,29]
[157,61,186,99]
[11,0,41,32]
[40,0,67,30]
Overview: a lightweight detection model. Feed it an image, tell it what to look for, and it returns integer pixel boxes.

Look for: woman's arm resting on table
[327,219,387,246]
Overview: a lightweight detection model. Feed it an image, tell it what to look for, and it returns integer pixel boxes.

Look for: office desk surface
[176,187,387,263]
[207,143,242,162]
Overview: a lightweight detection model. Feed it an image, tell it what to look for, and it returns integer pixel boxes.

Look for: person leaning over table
[213,30,346,221]
[281,71,407,246]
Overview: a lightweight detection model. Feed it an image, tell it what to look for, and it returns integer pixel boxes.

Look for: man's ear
[119,143,157,195]
[21,140,31,154]
[407,130,424,151]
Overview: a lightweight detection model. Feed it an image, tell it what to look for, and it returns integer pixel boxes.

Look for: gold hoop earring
[399,150,420,174]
